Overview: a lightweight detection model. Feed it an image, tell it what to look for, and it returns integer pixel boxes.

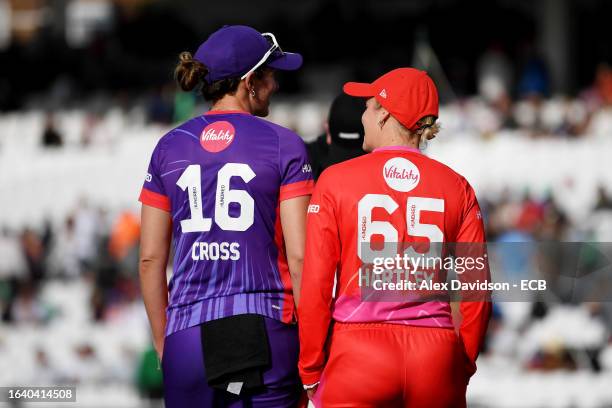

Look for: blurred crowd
[0,200,141,324]
[449,51,612,139]
[0,201,163,404]
[478,187,612,377]
[30,61,612,152]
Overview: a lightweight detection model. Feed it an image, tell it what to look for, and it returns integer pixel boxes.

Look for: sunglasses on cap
[240,32,282,80]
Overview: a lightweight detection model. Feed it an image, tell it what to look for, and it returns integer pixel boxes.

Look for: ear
[244,71,257,93]
[377,106,390,125]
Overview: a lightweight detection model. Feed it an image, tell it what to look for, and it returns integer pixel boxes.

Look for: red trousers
[312,323,469,408]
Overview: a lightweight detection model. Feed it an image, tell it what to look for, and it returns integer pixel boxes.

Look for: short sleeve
[278,130,314,201]
[139,140,171,212]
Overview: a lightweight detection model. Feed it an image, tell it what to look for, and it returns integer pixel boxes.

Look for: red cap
[343,68,439,131]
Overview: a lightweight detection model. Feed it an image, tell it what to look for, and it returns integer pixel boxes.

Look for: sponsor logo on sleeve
[302,163,312,173]
[308,204,320,213]
[145,173,152,182]
[382,157,420,192]
[200,121,235,153]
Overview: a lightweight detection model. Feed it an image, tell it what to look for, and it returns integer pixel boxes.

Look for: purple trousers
[161,316,302,408]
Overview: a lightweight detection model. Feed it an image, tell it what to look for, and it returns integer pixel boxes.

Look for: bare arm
[279,195,310,307]
[139,204,172,359]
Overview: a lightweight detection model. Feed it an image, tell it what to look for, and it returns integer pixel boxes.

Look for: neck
[210,94,251,114]
[376,134,419,150]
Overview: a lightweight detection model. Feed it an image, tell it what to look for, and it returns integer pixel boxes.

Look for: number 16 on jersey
[176,163,256,233]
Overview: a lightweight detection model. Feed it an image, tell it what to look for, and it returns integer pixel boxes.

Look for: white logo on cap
[383,157,420,192]
[379,89,387,99]
[338,132,360,140]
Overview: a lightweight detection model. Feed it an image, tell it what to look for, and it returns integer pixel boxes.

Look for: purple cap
[194,25,303,83]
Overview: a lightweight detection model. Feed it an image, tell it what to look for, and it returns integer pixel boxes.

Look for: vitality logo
[382,157,420,192]
[200,121,235,153]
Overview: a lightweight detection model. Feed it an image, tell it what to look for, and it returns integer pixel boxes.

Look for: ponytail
[174,51,265,103]
[174,52,208,92]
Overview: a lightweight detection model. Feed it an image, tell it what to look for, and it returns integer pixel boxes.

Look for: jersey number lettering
[357,194,444,261]
[176,163,255,233]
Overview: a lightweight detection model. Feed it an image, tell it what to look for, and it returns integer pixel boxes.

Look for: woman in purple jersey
[138,25,312,407]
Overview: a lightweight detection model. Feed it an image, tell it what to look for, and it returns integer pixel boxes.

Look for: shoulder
[419,155,478,210]
[250,116,303,144]
[147,118,205,168]
[157,116,203,147]
[417,153,473,192]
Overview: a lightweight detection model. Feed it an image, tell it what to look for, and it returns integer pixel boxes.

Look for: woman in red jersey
[298,68,491,407]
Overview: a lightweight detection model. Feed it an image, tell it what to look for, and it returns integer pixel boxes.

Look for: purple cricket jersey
[139,110,314,337]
